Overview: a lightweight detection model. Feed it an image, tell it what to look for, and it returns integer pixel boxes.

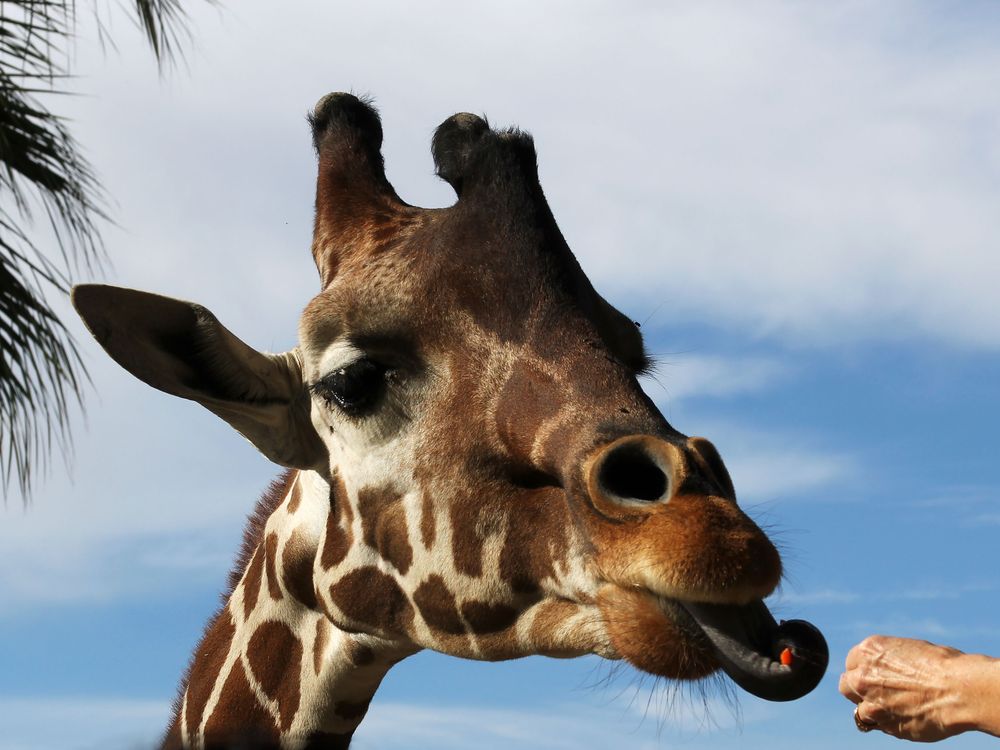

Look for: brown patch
[449,498,486,578]
[371,223,400,247]
[498,488,569,594]
[264,532,283,601]
[304,730,353,750]
[321,476,353,569]
[161,715,183,750]
[357,484,413,574]
[494,361,563,459]
[286,476,303,513]
[329,567,414,634]
[357,485,395,549]
[185,610,236,740]
[282,527,318,609]
[420,491,436,549]
[413,575,465,635]
[334,699,371,721]
[313,618,329,675]
[203,659,279,745]
[379,506,413,575]
[346,639,375,666]
[461,600,518,634]
[242,547,264,620]
[227,470,296,597]
[247,620,303,732]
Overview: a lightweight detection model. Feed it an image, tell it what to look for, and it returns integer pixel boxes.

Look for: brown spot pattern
[413,575,465,635]
[203,659,279,745]
[264,533,283,601]
[330,567,413,634]
[242,547,264,620]
[304,730,353,750]
[334,699,371,721]
[420,491,436,549]
[185,610,236,740]
[161,716,183,750]
[449,499,485,578]
[357,486,395,549]
[226,470,296,599]
[321,477,352,569]
[462,600,519,634]
[313,618,329,675]
[498,490,569,594]
[247,620,303,732]
[282,527,318,608]
[346,639,375,666]
[357,485,413,574]
[495,361,563,458]
[377,505,413,575]
[286,478,303,513]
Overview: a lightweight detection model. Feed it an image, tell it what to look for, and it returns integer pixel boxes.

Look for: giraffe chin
[597,587,719,681]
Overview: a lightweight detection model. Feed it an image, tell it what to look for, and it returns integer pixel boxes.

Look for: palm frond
[0,0,203,501]
[132,0,192,65]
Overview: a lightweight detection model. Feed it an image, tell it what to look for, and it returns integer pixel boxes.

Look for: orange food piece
[780,647,794,667]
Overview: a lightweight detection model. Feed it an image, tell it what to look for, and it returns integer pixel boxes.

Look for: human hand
[839,635,970,742]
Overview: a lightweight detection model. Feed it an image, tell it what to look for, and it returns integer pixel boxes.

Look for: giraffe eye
[312,358,388,416]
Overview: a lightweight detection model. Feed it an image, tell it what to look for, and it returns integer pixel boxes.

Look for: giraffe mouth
[674,599,828,702]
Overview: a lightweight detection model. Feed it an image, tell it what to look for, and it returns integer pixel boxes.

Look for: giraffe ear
[71,284,326,471]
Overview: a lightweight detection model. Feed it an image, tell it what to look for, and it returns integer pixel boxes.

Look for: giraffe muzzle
[679,600,829,701]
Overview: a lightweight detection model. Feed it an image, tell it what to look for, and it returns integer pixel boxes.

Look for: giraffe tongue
[680,600,828,702]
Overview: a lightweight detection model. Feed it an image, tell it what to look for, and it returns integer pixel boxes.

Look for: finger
[838,671,862,702]
[854,702,880,733]
[863,702,892,724]
[856,701,882,728]
[845,643,867,671]
[850,634,897,670]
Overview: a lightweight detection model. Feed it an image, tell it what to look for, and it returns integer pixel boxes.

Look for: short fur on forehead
[303,94,649,377]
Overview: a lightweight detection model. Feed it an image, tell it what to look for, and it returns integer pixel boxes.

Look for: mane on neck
[162,469,298,748]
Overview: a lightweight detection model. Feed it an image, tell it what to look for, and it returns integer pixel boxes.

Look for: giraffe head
[73,94,826,704]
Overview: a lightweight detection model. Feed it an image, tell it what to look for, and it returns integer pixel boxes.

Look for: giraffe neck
[162,470,415,750]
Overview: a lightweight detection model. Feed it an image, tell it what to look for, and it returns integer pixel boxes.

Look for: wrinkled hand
[839,635,968,742]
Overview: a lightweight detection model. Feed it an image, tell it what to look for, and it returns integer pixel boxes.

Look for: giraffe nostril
[598,442,669,502]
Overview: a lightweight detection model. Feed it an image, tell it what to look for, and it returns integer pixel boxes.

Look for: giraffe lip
[675,599,829,702]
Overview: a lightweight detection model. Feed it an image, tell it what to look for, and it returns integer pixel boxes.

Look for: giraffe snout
[585,434,742,520]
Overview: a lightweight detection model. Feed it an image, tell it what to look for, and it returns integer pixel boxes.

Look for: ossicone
[432,112,541,204]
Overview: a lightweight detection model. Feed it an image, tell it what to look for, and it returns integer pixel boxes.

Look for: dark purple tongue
[680,600,828,702]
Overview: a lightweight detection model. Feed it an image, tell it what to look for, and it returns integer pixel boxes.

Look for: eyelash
[310,358,390,417]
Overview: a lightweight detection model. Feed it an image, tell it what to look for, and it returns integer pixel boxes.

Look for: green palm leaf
[0,0,207,500]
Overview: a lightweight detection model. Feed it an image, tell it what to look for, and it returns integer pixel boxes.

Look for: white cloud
[0,697,169,750]
[769,580,998,611]
[354,690,773,750]
[46,0,1000,353]
[0,351,277,609]
[686,421,854,503]
[842,618,1000,643]
[773,588,862,607]
[641,355,790,403]
[0,692,778,750]
[888,581,998,602]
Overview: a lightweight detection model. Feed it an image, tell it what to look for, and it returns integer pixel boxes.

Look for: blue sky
[2,1,999,748]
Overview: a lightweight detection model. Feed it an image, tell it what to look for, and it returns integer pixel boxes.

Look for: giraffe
[72,93,828,749]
